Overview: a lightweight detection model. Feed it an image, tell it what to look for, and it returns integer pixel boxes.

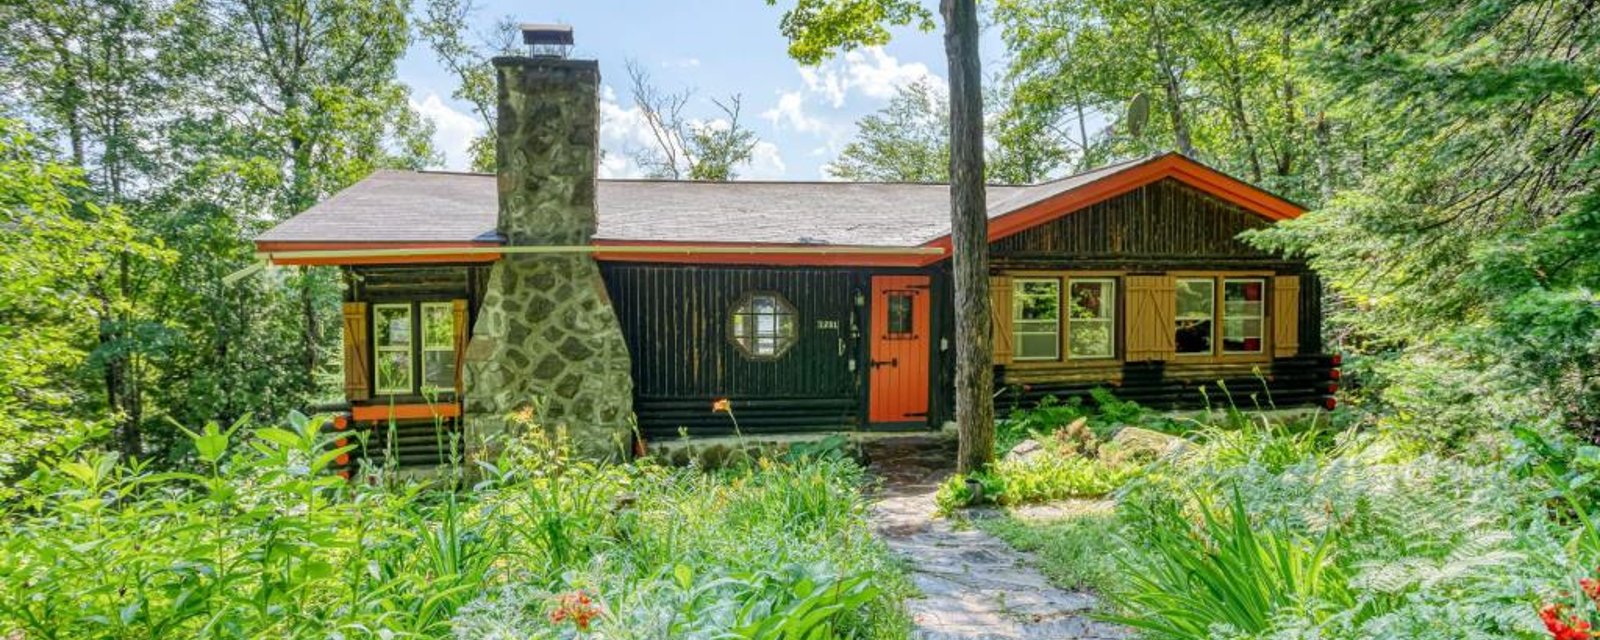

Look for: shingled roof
[255,153,1302,252]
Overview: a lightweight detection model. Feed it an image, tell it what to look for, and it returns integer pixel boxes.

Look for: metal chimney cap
[520,23,574,46]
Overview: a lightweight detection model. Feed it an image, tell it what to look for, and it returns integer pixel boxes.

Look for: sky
[398,0,1008,179]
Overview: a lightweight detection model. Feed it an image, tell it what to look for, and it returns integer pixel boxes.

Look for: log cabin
[253,27,1337,464]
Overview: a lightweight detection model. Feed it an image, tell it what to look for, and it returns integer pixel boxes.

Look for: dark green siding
[601,264,867,437]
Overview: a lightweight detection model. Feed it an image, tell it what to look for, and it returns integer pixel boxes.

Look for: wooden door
[869,275,931,424]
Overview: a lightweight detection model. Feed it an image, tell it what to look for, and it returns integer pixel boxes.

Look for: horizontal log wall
[995,355,1338,414]
[601,264,865,438]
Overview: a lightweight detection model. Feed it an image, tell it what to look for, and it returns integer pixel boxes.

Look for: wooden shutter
[452,299,470,394]
[341,302,371,401]
[1125,275,1176,361]
[1273,275,1301,358]
[990,274,1014,365]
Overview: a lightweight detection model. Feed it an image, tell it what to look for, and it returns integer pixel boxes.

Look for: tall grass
[0,412,910,638]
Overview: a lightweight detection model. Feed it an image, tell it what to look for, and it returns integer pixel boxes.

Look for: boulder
[1005,438,1044,462]
[1109,426,1189,460]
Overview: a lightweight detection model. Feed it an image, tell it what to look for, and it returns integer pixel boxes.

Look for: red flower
[549,590,601,632]
[1542,603,1595,640]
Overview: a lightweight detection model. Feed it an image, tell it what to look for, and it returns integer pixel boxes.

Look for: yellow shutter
[452,299,470,394]
[990,274,1014,365]
[1273,275,1301,358]
[341,302,370,401]
[1125,275,1176,361]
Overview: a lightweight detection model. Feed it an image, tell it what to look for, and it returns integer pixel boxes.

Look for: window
[1222,278,1265,353]
[373,301,460,396]
[886,292,915,338]
[373,304,413,394]
[1175,278,1215,355]
[731,292,798,359]
[421,302,457,390]
[1013,278,1060,360]
[1067,279,1115,359]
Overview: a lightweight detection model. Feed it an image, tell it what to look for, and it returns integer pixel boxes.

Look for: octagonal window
[730,292,798,359]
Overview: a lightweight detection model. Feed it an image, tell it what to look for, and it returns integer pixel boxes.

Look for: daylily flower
[712,398,732,413]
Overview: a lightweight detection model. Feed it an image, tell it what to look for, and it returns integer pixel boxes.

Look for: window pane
[1175,279,1214,355]
[422,304,454,348]
[887,293,914,336]
[1067,280,1114,359]
[1069,319,1113,358]
[1014,280,1060,321]
[1223,279,1265,353]
[1012,279,1060,360]
[376,351,411,393]
[375,306,411,347]
[731,293,798,358]
[423,351,454,390]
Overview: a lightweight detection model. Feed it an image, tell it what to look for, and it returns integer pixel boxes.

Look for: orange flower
[549,590,601,632]
[712,398,732,413]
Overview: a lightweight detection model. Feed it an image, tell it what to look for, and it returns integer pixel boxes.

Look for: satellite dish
[1126,92,1150,137]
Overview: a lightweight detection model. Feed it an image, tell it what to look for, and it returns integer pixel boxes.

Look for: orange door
[869,275,931,424]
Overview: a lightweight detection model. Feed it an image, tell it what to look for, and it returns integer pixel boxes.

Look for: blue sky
[399,0,1007,178]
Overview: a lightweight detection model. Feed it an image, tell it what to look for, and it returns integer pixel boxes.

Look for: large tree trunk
[942,0,994,475]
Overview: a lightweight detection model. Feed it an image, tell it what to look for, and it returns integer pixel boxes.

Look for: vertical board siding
[602,264,863,437]
[992,178,1274,261]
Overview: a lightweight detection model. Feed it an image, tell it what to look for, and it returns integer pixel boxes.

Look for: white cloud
[661,57,701,68]
[412,93,484,171]
[798,46,945,108]
[761,91,828,134]
[744,141,787,180]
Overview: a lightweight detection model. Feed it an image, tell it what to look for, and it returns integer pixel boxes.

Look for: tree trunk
[1149,9,1195,157]
[942,0,994,475]
[1221,32,1262,182]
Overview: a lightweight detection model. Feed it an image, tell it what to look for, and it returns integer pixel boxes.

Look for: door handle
[870,358,898,369]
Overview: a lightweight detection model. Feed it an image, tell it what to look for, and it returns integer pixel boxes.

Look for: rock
[1109,426,1189,460]
[1005,438,1044,461]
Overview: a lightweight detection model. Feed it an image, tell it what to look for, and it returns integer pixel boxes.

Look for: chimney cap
[520,23,574,46]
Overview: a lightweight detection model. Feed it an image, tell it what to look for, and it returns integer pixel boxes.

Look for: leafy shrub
[1106,414,1564,639]
[0,412,910,638]
[1108,488,1353,638]
[936,427,1141,512]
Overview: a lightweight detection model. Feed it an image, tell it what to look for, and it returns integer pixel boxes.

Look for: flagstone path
[863,436,1129,640]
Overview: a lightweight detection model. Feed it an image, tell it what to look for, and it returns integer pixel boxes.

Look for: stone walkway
[863,436,1128,640]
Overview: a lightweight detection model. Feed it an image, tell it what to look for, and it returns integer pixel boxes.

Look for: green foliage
[1098,411,1563,639]
[0,414,910,638]
[762,0,935,65]
[978,510,1124,592]
[828,79,950,182]
[1109,488,1354,638]
[938,421,1143,511]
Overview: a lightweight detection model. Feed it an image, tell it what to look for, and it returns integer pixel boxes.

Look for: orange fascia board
[918,154,1305,265]
[257,241,502,266]
[591,240,940,267]
[350,403,461,423]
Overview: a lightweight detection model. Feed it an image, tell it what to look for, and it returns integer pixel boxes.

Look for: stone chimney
[463,26,635,459]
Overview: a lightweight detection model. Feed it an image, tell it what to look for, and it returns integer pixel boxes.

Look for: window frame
[729,291,799,360]
[419,301,458,392]
[369,299,463,397]
[1221,277,1267,355]
[1174,277,1218,357]
[1011,277,1062,362]
[372,303,416,395]
[1065,277,1117,361]
[1167,271,1276,363]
